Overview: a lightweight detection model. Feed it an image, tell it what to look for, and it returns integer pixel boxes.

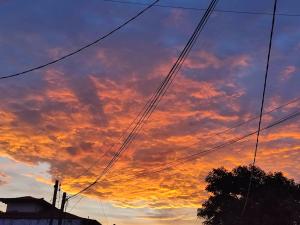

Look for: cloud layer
[1,0,300,224]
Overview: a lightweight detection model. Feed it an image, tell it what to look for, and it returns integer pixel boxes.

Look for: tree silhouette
[197,165,300,225]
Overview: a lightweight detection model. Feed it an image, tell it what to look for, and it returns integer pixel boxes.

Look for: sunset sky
[1,0,300,224]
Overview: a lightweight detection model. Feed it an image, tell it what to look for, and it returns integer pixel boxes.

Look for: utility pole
[49,180,59,225]
[52,180,59,206]
[58,192,67,225]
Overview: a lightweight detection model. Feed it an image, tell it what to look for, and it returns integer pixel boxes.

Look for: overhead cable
[103,0,300,17]
[105,110,300,184]
[0,0,159,80]
[67,0,219,200]
[74,95,300,181]
[241,0,277,216]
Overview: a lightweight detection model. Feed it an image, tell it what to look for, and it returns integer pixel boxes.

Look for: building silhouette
[0,196,101,225]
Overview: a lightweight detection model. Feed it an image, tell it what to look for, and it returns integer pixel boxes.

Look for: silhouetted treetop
[198,165,300,225]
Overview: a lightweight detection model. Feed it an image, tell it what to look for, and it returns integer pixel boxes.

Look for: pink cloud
[163,9,186,26]
[184,51,250,70]
[185,51,222,69]
[281,65,296,80]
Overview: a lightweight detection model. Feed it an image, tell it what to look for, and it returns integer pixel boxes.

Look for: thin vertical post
[58,192,67,225]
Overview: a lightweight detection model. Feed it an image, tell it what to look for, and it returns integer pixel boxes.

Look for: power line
[120,110,300,200]
[67,95,300,196]
[241,0,277,216]
[105,109,300,185]
[75,0,218,181]
[86,109,300,190]
[206,96,300,138]
[69,0,218,199]
[66,106,300,207]
[72,93,300,185]
[112,109,300,198]
[0,0,159,80]
[102,0,300,17]
[72,82,173,180]
[72,105,299,220]
[68,195,85,213]
[98,96,300,182]
[67,0,219,200]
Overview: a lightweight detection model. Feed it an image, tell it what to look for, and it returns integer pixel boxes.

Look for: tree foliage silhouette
[197,165,300,225]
